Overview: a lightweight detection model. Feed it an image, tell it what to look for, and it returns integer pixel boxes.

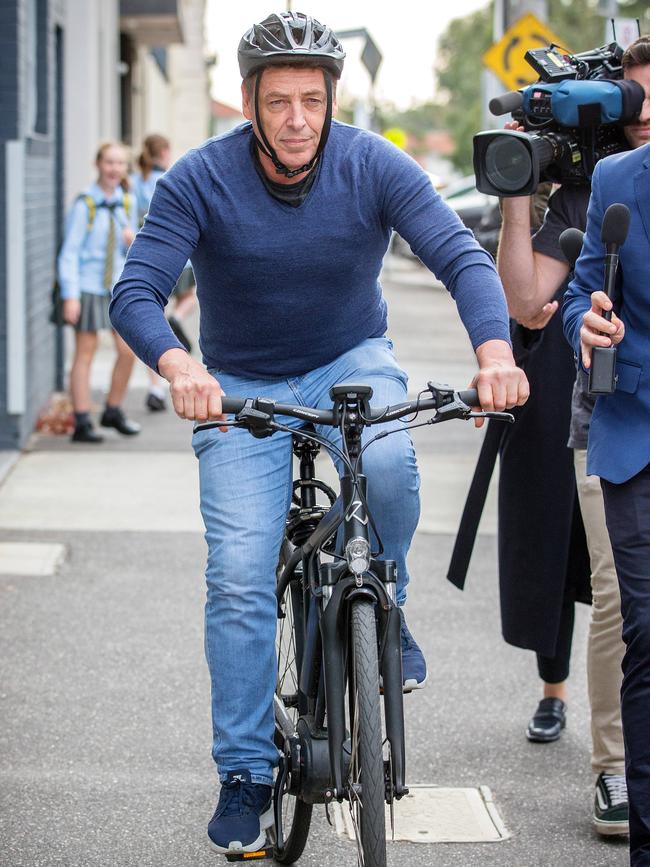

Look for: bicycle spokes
[347,683,366,867]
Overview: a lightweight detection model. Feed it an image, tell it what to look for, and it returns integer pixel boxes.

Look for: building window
[26,0,48,135]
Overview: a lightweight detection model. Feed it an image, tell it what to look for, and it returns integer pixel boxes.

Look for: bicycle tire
[349,600,387,867]
[274,542,313,864]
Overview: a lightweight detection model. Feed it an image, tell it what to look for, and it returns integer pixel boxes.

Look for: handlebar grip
[457,388,479,407]
[220,397,246,414]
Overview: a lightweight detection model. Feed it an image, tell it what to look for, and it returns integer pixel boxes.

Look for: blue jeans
[192,338,421,785]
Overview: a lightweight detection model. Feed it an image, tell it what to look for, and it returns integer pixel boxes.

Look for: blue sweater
[110,121,511,377]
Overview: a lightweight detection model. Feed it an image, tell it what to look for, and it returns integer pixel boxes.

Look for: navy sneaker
[593,772,629,836]
[207,769,274,854]
[399,608,427,691]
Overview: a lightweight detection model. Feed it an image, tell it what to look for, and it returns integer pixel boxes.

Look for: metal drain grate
[333,785,509,844]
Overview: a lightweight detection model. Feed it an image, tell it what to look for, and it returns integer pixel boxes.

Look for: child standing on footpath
[58,141,141,443]
[130,134,197,412]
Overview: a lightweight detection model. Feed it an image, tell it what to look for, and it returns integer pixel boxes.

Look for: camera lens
[485,136,533,193]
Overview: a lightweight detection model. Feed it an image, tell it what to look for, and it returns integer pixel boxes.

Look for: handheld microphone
[559,227,584,270]
[588,203,631,395]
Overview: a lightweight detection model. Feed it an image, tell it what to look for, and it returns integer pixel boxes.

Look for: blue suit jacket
[563,142,650,484]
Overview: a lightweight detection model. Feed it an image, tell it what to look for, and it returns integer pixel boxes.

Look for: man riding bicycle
[110,11,528,856]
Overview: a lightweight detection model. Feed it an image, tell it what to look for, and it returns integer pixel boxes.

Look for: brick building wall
[0,0,120,450]
[0,1,192,450]
[0,0,62,448]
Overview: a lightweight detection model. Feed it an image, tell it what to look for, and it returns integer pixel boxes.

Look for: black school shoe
[145,392,166,412]
[71,421,104,443]
[526,697,567,742]
[100,406,141,436]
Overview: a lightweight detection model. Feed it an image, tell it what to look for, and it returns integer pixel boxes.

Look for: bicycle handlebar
[218,388,479,421]
[192,384,509,436]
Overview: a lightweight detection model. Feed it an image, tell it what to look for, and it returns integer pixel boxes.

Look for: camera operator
[497,34,650,837]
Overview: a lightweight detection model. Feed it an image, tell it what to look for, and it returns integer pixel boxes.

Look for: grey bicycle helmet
[239,12,345,180]
[238,12,345,81]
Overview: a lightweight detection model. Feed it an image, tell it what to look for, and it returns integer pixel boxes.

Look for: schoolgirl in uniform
[131,134,196,412]
[58,141,141,442]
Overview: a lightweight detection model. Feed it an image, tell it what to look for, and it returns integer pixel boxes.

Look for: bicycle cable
[356,412,465,464]
[350,403,477,552]
[258,417,360,568]
[336,401,387,557]
[270,420,354,476]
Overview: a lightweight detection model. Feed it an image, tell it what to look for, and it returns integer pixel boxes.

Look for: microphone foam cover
[559,228,585,269]
[489,91,524,116]
[601,203,631,247]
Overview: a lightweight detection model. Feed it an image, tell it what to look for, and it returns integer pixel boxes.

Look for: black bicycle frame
[277,394,408,805]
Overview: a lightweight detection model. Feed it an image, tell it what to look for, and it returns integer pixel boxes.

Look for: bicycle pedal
[224,848,274,862]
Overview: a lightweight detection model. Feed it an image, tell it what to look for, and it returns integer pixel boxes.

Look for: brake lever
[235,405,276,438]
[433,401,515,424]
[434,400,473,422]
[469,410,515,423]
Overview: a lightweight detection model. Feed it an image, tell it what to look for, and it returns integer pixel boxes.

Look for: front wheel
[348,600,387,867]
[274,542,313,864]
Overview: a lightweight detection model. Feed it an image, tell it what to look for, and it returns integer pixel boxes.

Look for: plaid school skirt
[75,291,112,333]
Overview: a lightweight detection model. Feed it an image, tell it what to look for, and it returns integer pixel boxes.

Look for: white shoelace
[603,774,628,806]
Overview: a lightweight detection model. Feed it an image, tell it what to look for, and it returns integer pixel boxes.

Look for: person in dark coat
[498,312,592,656]
[450,306,591,711]
[449,186,591,743]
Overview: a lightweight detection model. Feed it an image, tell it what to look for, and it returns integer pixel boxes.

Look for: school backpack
[50,192,131,325]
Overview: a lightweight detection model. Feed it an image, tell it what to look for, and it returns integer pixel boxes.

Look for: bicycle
[195,381,513,866]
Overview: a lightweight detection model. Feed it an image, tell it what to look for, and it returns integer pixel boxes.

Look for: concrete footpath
[0,260,629,866]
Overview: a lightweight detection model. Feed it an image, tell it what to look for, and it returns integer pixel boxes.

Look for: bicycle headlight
[345,537,370,575]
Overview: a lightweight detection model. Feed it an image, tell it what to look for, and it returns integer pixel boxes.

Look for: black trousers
[602,464,650,866]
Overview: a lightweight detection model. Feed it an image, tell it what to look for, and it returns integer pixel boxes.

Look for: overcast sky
[205,1,490,110]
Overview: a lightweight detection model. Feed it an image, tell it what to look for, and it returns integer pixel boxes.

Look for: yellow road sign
[483,14,568,91]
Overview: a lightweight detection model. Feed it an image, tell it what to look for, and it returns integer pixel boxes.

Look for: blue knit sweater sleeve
[111,153,206,370]
[367,137,511,350]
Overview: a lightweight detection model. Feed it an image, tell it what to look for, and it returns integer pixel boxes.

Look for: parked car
[442,175,497,230]
[390,174,500,261]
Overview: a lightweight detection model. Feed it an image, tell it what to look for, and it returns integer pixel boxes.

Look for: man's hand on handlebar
[471,339,530,428]
[157,348,228,431]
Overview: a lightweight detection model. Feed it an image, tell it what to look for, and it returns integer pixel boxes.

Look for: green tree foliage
[376,101,445,136]
[436,0,650,173]
[436,6,494,174]
[374,101,446,159]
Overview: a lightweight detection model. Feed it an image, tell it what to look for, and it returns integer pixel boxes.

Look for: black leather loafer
[526,697,567,743]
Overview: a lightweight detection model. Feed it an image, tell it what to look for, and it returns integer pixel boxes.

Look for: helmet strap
[253,71,333,180]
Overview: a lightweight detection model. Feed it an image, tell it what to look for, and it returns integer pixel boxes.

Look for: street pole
[505,0,548,27]
[482,0,504,128]
[483,0,549,128]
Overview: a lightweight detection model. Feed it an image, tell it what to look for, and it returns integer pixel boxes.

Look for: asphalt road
[0,257,629,866]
